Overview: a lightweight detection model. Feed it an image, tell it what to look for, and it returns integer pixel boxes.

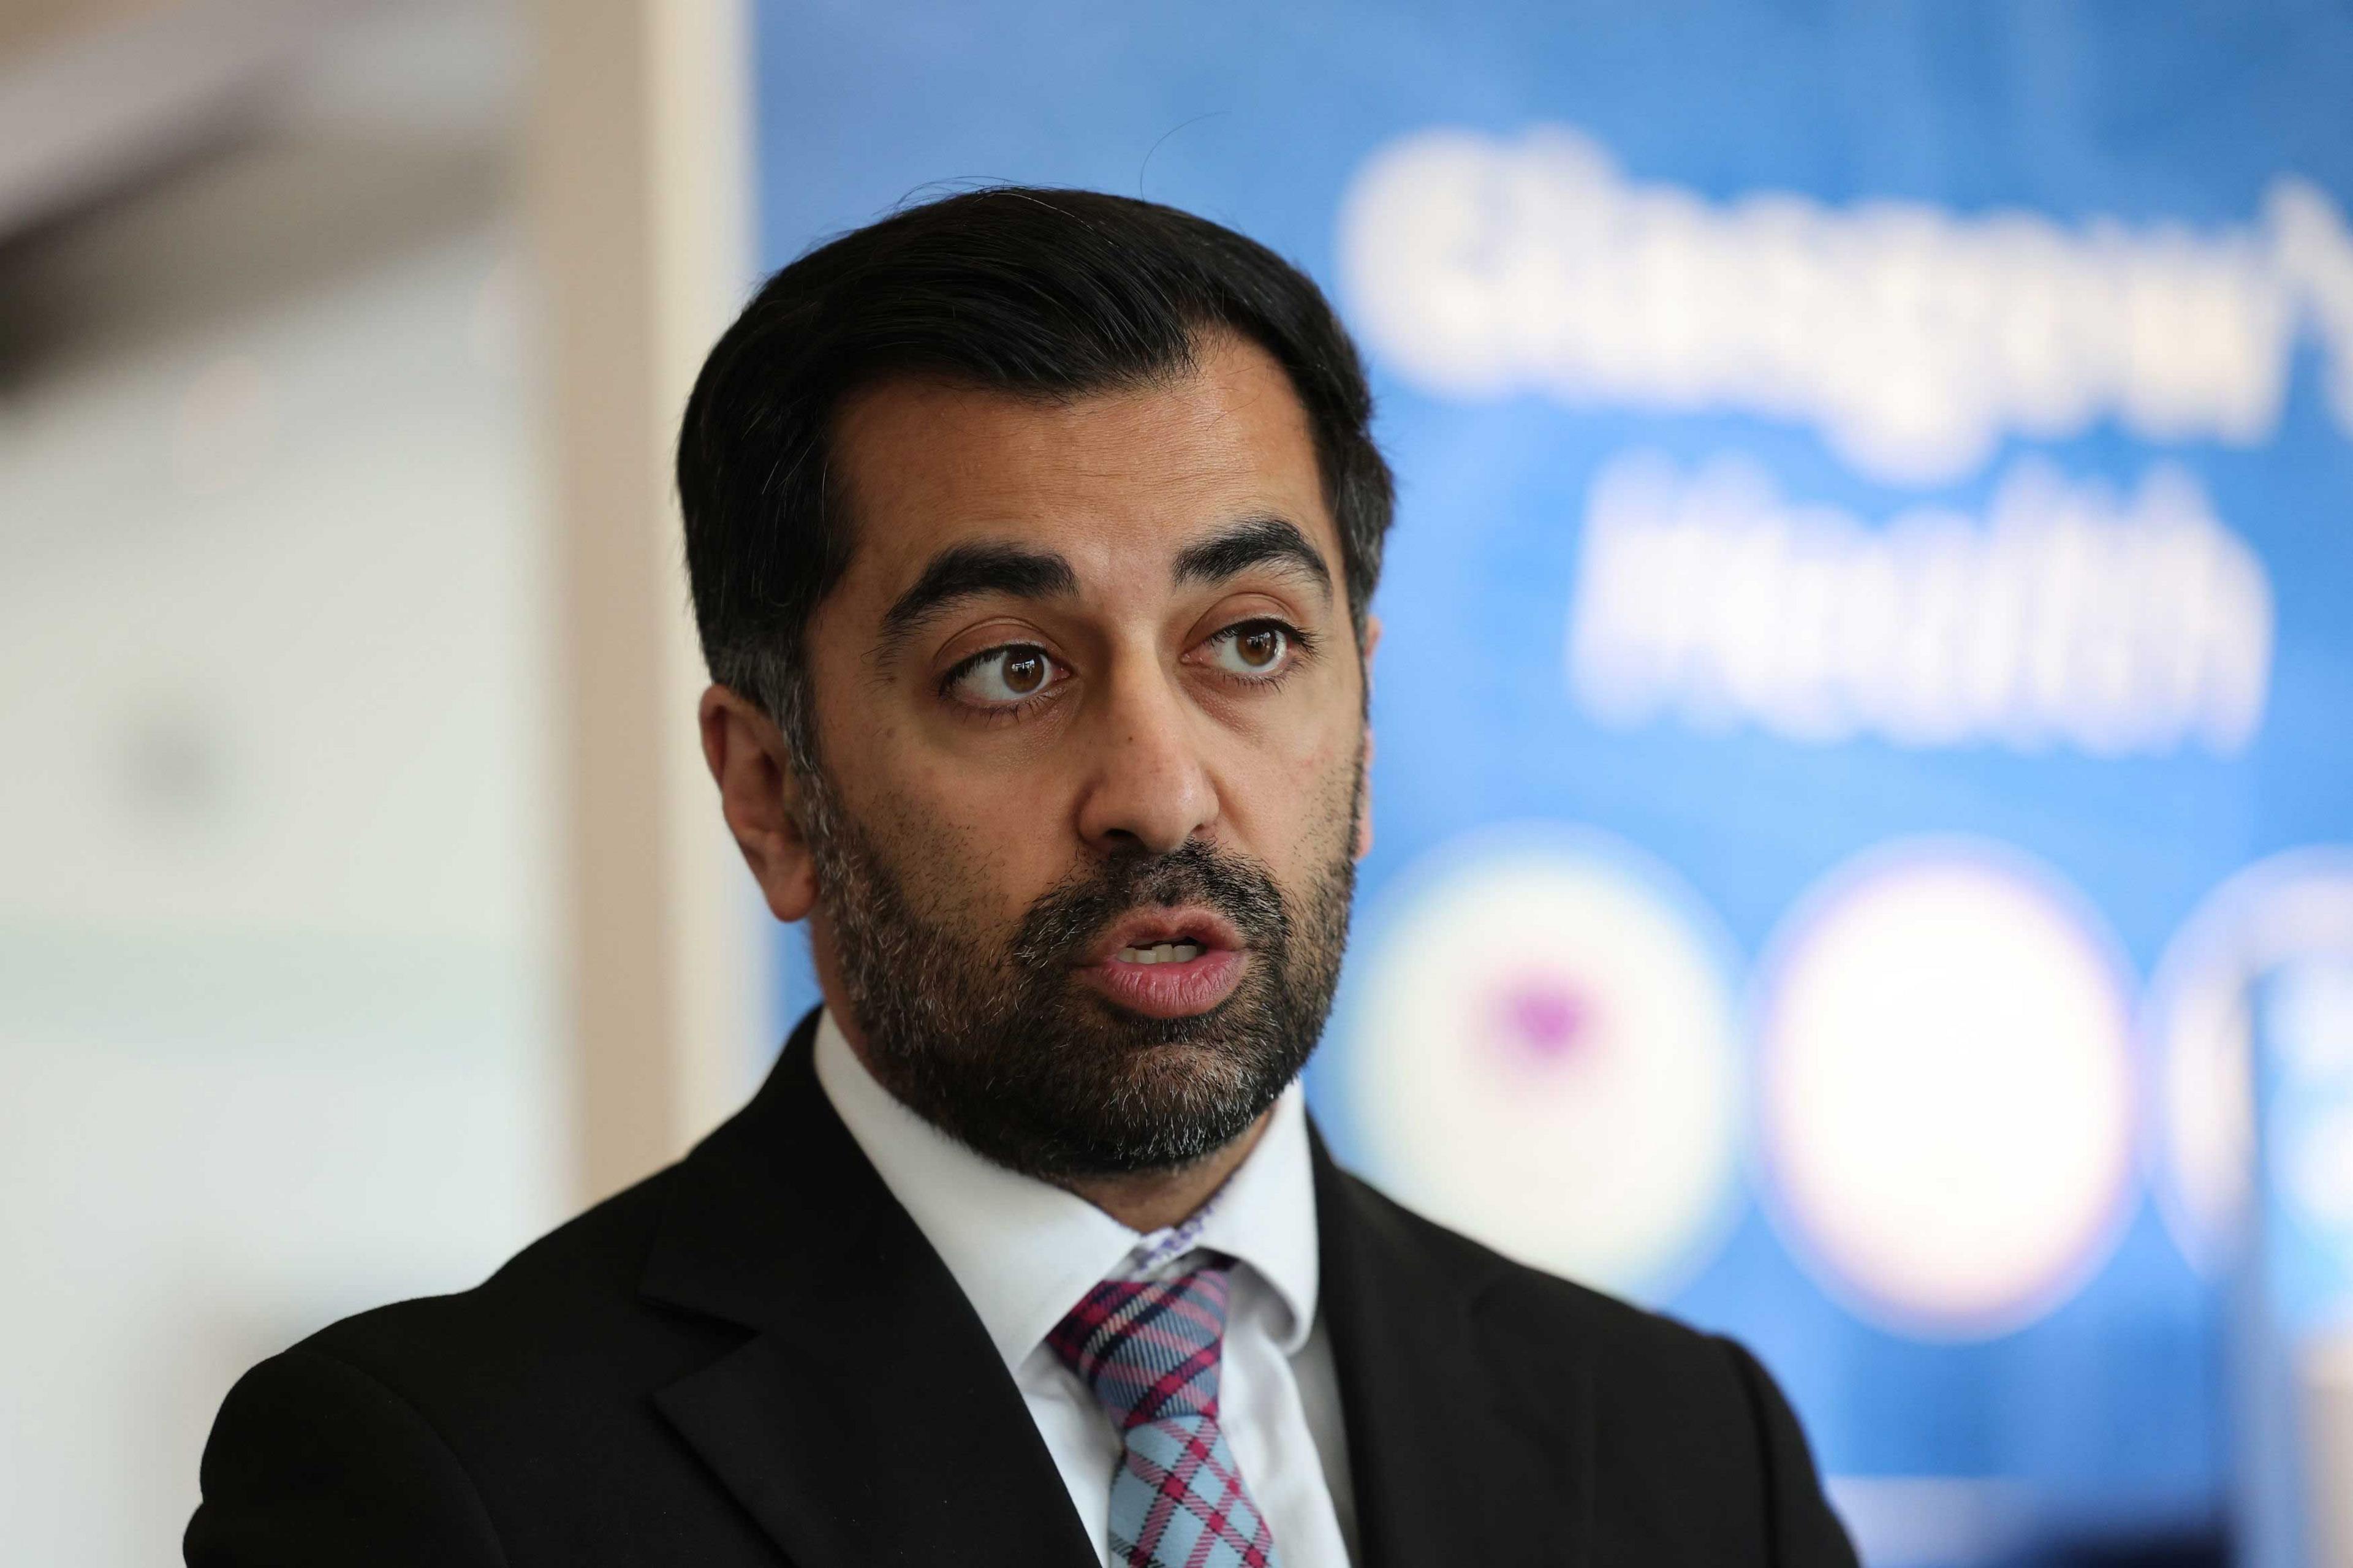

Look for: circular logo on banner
[2144,848,2353,1274]
[1347,826,1743,1300]
[1756,841,2137,1339]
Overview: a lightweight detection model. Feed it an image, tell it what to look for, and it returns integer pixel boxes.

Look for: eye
[1203,619,1296,679]
[945,643,1064,708]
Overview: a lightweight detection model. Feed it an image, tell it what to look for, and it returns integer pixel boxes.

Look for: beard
[797,759,1360,1181]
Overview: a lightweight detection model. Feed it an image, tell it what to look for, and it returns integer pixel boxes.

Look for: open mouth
[1115,939,1205,964]
[1082,907,1249,1018]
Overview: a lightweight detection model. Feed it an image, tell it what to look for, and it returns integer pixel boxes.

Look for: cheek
[860,743,1077,925]
[1220,713,1363,864]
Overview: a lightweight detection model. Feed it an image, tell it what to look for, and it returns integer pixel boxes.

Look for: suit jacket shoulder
[191,1019,1102,1568]
[187,1168,780,1568]
[298,1169,692,1393]
[1318,1165,1856,1568]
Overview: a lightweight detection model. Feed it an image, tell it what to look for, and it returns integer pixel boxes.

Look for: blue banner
[754,4,2353,1558]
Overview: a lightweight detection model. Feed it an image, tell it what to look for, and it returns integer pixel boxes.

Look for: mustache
[1010,839,1290,972]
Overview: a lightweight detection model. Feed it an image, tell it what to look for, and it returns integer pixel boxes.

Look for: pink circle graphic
[1349,825,1743,1300]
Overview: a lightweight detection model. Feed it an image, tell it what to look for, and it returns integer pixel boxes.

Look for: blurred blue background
[757,4,2353,1562]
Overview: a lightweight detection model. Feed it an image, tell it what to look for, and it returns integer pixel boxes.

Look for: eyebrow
[878,542,1080,653]
[1172,515,1333,598]
[875,514,1334,659]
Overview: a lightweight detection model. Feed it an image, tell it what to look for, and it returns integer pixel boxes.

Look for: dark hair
[675,185,1393,761]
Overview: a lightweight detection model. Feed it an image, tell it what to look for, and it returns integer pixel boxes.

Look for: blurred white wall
[0,4,564,1561]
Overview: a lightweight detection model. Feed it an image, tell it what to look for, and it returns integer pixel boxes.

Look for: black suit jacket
[188,1011,1857,1567]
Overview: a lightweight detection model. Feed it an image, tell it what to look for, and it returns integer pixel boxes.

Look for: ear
[1354,614,1381,862]
[699,683,819,923]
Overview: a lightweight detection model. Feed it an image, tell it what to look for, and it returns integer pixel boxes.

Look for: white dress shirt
[813,1010,1358,1567]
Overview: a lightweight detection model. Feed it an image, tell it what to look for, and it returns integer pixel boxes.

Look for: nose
[1072,657,1219,857]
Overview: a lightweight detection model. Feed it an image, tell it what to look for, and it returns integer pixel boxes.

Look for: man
[188,188,1857,1567]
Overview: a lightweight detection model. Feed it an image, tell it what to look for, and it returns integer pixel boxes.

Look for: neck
[1059,1108,1275,1232]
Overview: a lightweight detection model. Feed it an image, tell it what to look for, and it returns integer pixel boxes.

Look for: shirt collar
[812,1008,1322,1370]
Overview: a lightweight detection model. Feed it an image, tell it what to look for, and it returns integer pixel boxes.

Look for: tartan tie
[1048,1261,1283,1568]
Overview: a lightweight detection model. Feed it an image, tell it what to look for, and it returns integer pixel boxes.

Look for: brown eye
[948,645,1063,708]
[1003,650,1046,693]
[1205,621,1294,680]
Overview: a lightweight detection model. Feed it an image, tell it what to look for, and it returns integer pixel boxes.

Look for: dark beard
[798,768,1358,1181]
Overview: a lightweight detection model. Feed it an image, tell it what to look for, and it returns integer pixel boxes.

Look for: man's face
[743,333,1373,1178]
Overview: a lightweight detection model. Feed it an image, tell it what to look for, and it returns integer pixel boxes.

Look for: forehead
[827,333,1337,600]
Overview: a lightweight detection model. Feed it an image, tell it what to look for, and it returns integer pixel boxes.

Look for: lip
[1083,906,1246,964]
[1078,906,1248,1020]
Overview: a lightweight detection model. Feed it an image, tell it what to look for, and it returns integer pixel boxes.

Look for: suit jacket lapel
[1313,1127,1595,1567]
[641,1013,1097,1568]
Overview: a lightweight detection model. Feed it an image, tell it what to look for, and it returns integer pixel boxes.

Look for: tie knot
[1047,1262,1233,1430]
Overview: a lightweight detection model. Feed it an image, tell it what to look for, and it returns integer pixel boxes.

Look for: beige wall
[526,0,763,1205]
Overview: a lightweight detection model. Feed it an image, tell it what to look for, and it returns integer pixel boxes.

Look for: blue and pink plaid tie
[1048,1260,1283,1568]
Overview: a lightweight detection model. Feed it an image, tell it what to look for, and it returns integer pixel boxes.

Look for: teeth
[1115,941,1204,965]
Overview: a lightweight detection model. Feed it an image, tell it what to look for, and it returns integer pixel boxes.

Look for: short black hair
[675,185,1393,760]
